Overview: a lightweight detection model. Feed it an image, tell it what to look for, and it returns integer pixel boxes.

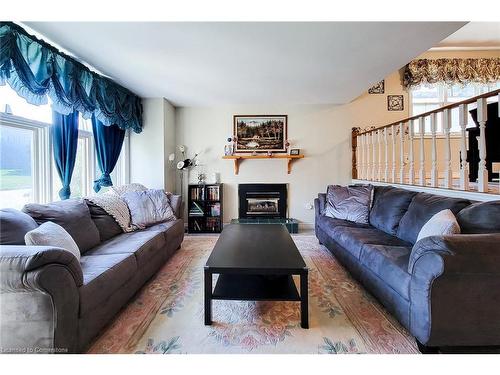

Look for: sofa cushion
[317,215,370,237]
[332,226,412,260]
[22,199,101,253]
[456,201,500,234]
[0,208,38,245]
[324,184,373,224]
[369,186,417,236]
[167,194,182,219]
[396,193,470,244]
[79,253,137,317]
[145,219,185,242]
[85,230,166,268]
[359,244,412,300]
[85,200,123,242]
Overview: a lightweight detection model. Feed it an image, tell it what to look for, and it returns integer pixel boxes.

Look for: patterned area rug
[87,235,419,354]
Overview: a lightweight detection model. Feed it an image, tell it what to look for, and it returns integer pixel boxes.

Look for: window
[0,85,129,209]
[410,82,500,134]
[0,123,36,209]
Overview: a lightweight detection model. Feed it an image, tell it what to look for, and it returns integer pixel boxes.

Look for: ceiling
[435,22,500,49]
[26,22,466,107]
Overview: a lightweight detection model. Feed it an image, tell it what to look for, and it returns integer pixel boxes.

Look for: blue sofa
[315,185,500,352]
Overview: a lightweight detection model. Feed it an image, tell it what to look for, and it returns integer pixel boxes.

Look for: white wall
[130,98,176,191]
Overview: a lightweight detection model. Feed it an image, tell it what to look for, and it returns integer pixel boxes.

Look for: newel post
[477,98,488,192]
[352,127,360,180]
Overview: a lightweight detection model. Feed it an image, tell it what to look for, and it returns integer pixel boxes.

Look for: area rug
[87,235,419,354]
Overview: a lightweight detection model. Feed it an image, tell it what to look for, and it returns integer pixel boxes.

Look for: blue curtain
[0,22,143,133]
[92,115,126,192]
[52,111,79,200]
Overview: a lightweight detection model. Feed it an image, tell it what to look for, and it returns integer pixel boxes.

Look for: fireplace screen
[246,198,279,215]
[238,184,287,219]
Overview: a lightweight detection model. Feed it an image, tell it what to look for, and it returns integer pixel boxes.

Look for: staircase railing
[352,88,500,194]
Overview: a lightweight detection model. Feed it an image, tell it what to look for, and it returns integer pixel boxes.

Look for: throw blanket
[85,192,135,232]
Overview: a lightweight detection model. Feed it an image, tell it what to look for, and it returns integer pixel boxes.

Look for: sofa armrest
[408,234,500,346]
[0,245,83,291]
[0,245,82,353]
[409,234,500,275]
[315,193,326,219]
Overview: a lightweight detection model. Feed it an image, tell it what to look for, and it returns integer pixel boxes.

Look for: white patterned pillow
[110,183,148,196]
[25,222,81,261]
[86,191,135,232]
[416,209,460,242]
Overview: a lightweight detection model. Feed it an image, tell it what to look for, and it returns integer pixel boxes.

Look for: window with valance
[0,22,136,207]
[0,22,143,133]
[403,58,500,90]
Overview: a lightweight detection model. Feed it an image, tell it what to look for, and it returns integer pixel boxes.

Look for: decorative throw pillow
[416,209,460,243]
[0,208,39,245]
[122,189,176,229]
[110,183,148,196]
[25,222,81,261]
[85,200,123,241]
[22,199,100,253]
[85,191,135,232]
[324,184,373,224]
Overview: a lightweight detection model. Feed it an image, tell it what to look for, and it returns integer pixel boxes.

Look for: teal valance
[0,22,142,133]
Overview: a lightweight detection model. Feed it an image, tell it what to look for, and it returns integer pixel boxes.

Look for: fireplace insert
[238,183,287,219]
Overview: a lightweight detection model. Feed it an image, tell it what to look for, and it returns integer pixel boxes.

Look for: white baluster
[363,133,368,180]
[443,108,453,189]
[391,124,396,183]
[384,127,389,182]
[359,134,364,179]
[365,133,370,180]
[430,113,438,187]
[356,134,361,180]
[408,120,415,185]
[459,104,469,191]
[419,117,426,186]
[372,131,377,181]
[477,98,488,193]
[378,129,383,181]
[399,122,405,184]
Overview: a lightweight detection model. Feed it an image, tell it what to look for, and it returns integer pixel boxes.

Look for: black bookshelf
[187,183,223,234]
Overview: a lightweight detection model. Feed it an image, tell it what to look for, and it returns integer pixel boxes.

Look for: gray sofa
[315,185,500,352]
[0,195,184,353]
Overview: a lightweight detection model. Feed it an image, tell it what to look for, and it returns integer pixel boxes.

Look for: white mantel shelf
[222,154,304,175]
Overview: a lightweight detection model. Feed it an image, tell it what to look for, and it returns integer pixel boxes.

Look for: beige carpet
[88,235,418,354]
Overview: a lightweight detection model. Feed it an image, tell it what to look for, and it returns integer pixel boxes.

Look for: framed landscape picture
[233,115,288,153]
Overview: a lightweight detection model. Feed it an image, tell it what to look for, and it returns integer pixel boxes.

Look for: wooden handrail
[358,88,500,135]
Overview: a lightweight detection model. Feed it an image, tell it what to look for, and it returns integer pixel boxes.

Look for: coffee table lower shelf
[204,270,309,328]
[212,274,301,301]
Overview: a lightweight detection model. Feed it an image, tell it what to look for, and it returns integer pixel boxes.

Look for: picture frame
[290,149,300,155]
[233,115,288,153]
[387,95,404,111]
[368,80,385,94]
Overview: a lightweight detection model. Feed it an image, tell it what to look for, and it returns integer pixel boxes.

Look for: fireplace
[238,184,287,219]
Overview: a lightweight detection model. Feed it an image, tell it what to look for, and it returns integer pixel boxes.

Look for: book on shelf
[190,186,205,201]
[206,217,220,232]
[207,186,220,201]
[208,202,220,216]
[193,220,202,231]
[189,201,204,216]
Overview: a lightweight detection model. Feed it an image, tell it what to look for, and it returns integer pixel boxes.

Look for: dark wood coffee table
[204,224,309,328]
